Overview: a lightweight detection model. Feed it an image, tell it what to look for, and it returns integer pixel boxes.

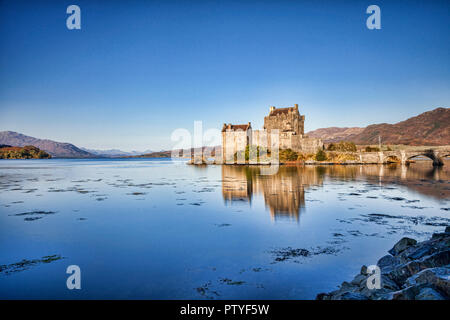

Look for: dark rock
[358,275,400,300]
[388,250,450,285]
[317,233,449,300]
[388,237,417,256]
[339,281,355,291]
[350,274,367,286]
[315,293,329,300]
[377,254,399,273]
[360,265,367,275]
[387,260,425,285]
[381,274,400,291]
[407,244,436,260]
[420,250,450,268]
[336,292,369,300]
[432,232,450,240]
[416,287,446,300]
[391,285,422,300]
[405,267,450,297]
[315,293,331,300]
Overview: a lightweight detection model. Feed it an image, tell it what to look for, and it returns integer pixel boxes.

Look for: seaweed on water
[0,254,64,275]
[219,278,246,286]
[215,223,231,227]
[270,247,311,262]
[127,192,147,196]
[9,210,57,221]
[270,244,346,263]
[24,217,42,221]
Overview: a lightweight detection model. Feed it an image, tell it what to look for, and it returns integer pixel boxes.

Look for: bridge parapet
[357,147,449,166]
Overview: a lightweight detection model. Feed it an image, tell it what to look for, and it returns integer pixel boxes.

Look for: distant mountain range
[127,146,219,158]
[80,148,155,157]
[0,131,93,158]
[0,131,157,158]
[307,107,450,146]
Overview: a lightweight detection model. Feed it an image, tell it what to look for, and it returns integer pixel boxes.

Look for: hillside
[306,107,450,145]
[0,131,94,158]
[307,127,363,142]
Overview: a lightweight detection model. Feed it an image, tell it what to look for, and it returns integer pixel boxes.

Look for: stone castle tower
[222,104,323,161]
[264,104,305,137]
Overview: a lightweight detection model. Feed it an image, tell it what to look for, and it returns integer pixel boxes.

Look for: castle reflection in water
[221,162,449,222]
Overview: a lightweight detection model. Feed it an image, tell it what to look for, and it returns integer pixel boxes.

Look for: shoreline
[188,160,422,166]
[316,227,450,300]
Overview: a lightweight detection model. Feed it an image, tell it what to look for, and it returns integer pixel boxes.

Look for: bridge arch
[407,151,443,166]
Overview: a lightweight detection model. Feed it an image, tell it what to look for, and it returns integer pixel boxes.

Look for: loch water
[0,158,449,299]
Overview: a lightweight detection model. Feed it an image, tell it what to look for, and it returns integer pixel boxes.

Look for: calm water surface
[0,158,449,299]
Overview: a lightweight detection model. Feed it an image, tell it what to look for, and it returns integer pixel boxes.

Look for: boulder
[381,274,400,291]
[336,292,369,300]
[315,292,331,300]
[405,267,450,297]
[407,244,436,260]
[360,265,368,275]
[339,281,354,290]
[390,285,422,300]
[387,260,424,284]
[350,273,367,286]
[415,287,446,300]
[420,250,450,268]
[432,233,449,240]
[377,254,399,273]
[388,237,417,256]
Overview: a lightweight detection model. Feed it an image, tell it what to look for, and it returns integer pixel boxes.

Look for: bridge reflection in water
[221,161,449,222]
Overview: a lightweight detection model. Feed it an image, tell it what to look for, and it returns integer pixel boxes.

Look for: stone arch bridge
[359,147,450,166]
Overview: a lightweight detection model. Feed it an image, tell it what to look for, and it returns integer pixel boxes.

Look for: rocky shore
[317,227,450,300]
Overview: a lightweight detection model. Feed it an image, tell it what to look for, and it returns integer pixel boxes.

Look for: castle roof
[269,106,297,116]
[222,123,251,132]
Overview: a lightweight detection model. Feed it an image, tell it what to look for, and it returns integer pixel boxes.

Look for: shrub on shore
[315,149,327,161]
[296,153,315,161]
[365,146,380,152]
[234,145,269,162]
[279,148,298,161]
[326,152,358,162]
[327,141,357,152]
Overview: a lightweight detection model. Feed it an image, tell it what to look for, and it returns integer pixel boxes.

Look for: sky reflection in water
[0,159,449,299]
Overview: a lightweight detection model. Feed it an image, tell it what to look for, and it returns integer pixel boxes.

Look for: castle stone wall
[222,131,249,162]
[293,136,324,154]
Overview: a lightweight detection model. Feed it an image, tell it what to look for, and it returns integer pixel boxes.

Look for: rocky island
[0,145,51,159]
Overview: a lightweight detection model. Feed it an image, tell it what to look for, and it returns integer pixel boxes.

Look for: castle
[222,104,323,161]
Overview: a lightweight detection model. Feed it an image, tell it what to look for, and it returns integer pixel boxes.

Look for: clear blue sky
[0,0,449,151]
